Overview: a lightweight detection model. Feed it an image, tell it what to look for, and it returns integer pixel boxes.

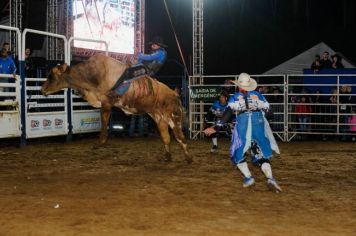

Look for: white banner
[0,112,21,138]
[26,113,68,138]
[72,110,101,134]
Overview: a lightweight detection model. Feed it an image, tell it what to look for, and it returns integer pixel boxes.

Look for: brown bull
[41,54,191,163]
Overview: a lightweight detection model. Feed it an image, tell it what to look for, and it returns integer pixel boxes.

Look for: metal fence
[189,74,356,141]
[0,74,21,138]
[0,25,106,144]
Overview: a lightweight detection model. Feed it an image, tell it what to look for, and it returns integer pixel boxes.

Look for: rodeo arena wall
[0,0,145,145]
[189,74,356,142]
[1,25,356,143]
[0,26,105,144]
[1,0,356,145]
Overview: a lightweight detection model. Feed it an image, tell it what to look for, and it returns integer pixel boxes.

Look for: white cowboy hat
[231,73,257,91]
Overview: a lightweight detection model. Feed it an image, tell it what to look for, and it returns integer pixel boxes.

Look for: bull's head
[41,64,69,96]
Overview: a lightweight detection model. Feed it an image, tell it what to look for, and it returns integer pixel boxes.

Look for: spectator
[268,87,283,103]
[311,54,321,72]
[222,79,235,95]
[329,88,338,104]
[268,87,283,132]
[311,89,325,135]
[340,85,352,139]
[0,48,17,94]
[262,86,269,95]
[331,53,344,69]
[348,109,356,142]
[295,95,312,133]
[313,89,325,103]
[2,42,14,59]
[321,88,337,137]
[25,48,36,77]
[320,51,332,69]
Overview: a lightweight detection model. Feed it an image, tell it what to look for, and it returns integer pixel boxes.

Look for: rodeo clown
[204,73,282,192]
[205,90,231,153]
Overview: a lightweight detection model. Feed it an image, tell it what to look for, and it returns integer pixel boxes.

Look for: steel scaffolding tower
[190,0,204,139]
[47,0,63,60]
[135,0,145,54]
[192,0,203,77]
[9,0,23,58]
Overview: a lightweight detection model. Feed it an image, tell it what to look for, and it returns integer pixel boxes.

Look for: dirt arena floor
[0,137,355,236]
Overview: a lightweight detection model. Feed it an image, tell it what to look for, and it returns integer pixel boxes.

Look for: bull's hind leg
[156,120,172,162]
[169,119,192,164]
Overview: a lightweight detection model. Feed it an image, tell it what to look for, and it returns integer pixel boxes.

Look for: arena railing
[189,74,355,142]
[286,74,356,141]
[0,26,22,139]
[67,37,108,135]
[0,74,21,138]
[21,29,68,142]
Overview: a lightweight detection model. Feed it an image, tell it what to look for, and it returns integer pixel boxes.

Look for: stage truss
[191,0,204,138]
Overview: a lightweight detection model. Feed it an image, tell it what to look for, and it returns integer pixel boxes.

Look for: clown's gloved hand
[215,119,224,127]
[229,101,244,112]
[257,100,269,110]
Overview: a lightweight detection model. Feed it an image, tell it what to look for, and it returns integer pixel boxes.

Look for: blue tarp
[303,69,356,93]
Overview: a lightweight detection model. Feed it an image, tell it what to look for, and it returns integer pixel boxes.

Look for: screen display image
[72,0,135,54]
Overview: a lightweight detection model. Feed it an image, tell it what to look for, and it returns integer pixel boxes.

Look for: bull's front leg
[99,102,112,145]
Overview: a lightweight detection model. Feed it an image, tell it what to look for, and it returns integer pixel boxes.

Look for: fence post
[65,44,73,142]
[284,74,288,142]
[19,60,26,146]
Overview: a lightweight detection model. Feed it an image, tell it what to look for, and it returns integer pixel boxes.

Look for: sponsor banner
[0,112,21,138]
[189,86,222,102]
[26,113,67,138]
[72,111,101,133]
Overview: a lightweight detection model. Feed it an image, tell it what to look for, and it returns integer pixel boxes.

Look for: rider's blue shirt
[137,48,167,64]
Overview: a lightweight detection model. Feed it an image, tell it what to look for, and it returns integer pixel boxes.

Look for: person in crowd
[339,85,353,140]
[295,95,312,133]
[325,88,338,135]
[313,89,325,103]
[204,91,230,153]
[310,89,326,137]
[331,53,344,69]
[262,86,269,95]
[0,48,17,94]
[311,54,321,73]
[25,48,36,77]
[320,51,332,69]
[300,87,312,103]
[348,109,356,142]
[222,79,235,95]
[329,88,338,104]
[203,73,282,192]
[2,42,14,59]
[267,87,283,131]
[268,87,283,104]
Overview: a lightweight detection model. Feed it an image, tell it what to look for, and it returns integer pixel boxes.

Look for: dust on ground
[0,137,355,236]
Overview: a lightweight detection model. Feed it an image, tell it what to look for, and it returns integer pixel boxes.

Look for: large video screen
[72,0,135,54]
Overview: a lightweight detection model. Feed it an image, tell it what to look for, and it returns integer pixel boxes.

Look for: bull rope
[162,0,189,74]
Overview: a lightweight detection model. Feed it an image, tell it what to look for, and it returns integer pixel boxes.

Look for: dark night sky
[2,0,355,75]
[146,0,356,75]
